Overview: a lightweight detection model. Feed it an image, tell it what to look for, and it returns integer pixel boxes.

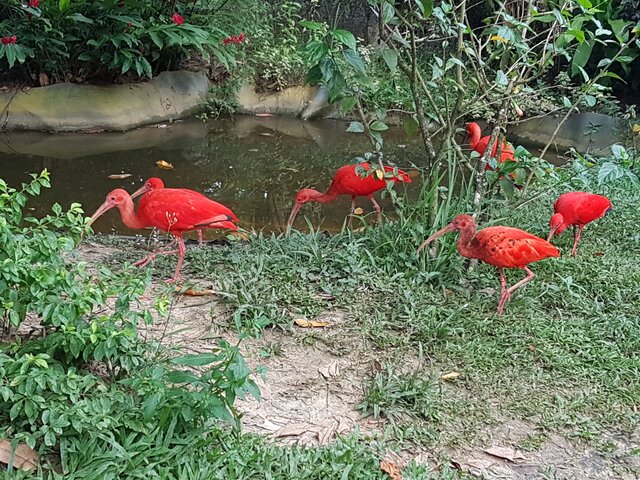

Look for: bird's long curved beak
[287,203,302,227]
[417,223,456,254]
[88,201,115,226]
[131,184,149,199]
[546,226,557,242]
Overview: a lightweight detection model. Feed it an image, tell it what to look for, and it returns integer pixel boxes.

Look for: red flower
[28,0,39,7]
[222,32,246,46]
[171,12,184,25]
[1,35,17,45]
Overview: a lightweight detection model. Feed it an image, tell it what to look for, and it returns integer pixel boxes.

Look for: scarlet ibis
[466,122,515,166]
[131,177,238,246]
[547,192,612,256]
[417,214,560,315]
[287,163,411,228]
[88,188,237,283]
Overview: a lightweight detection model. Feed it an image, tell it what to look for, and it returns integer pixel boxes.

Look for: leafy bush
[0,0,237,83]
[0,172,259,476]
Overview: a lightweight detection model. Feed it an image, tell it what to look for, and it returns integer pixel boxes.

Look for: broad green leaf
[381,48,398,71]
[300,20,325,31]
[584,94,596,107]
[562,96,572,108]
[165,370,200,384]
[59,0,70,11]
[416,0,433,17]
[332,29,357,51]
[369,120,389,132]
[382,2,395,23]
[571,39,594,77]
[305,64,322,85]
[499,178,515,201]
[608,19,628,43]
[346,121,365,133]
[403,116,419,136]
[342,48,366,74]
[603,71,625,83]
[340,96,358,113]
[172,353,220,366]
[610,144,625,159]
[577,0,592,8]
[495,70,508,86]
[597,161,623,184]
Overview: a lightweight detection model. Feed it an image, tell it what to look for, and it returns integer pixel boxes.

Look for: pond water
[0,116,558,239]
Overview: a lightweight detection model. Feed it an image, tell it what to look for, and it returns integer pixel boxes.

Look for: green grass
[92,180,640,477]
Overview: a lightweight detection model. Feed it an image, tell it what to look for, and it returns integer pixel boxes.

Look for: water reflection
[0,116,422,237]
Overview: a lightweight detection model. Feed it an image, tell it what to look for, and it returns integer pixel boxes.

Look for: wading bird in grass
[547,192,613,256]
[89,188,237,283]
[287,163,411,228]
[466,122,515,166]
[131,177,238,246]
[417,214,560,315]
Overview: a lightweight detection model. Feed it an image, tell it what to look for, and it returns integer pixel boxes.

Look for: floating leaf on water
[353,207,364,215]
[259,132,274,136]
[294,318,330,328]
[108,174,132,180]
[440,371,461,381]
[255,113,273,117]
[0,440,38,471]
[484,446,526,462]
[156,160,174,170]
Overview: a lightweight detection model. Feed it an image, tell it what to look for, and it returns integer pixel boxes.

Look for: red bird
[287,163,411,227]
[547,192,612,256]
[417,214,560,315]
[88,188,237,283]
[466,122,515,167]
[131,177,238,246]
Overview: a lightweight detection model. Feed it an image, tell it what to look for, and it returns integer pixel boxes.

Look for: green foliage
[0,173,259,476]
[0,0,236,82]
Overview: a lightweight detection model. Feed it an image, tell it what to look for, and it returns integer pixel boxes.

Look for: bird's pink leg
[496,268,508,315]
[496,267,535,315]
[133,239,178,268]
[571,225,584,256]
[165,236,186,284]
[348,197,356,228]
[368,195,382,224]
[198,229,204,247]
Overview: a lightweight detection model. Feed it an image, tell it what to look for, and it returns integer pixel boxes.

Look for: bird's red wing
[138,190,235,232]
[554,192,612,225]
[474,226,560,268]
[174,189,239,221]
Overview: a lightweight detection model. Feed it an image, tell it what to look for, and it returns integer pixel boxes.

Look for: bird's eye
[110,196,116,201]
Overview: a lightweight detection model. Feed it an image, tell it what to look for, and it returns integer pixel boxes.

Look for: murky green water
[0,116,558,239]
[0,116,426,237]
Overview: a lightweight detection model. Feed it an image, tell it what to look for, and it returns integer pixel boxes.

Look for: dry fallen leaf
[274,423,312,438]
[380,460,403,480]
[317,422,338,445]
[0,439,38,471]
[179,288,216,296]
[294,318,330,328]
[156,160,174,170]
[593,251,605,256]
[38,72,49,87]
[491,35,509,43]
[353,207,364,215]
[108,173,132,180]
[485,446,526,462]
[407,170,421,179]
[318,361,340,379]
[440,371,461,381]
[375,169,385,180]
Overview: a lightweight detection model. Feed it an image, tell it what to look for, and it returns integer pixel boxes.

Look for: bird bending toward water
[547,192,612,256]
[417,214,560,315]
[287,163,411,228]
[466,122,515,166]
[88,188,237,283]
[131,177,238,246]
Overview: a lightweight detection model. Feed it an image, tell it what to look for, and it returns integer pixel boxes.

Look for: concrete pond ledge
[0,71,210,132]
